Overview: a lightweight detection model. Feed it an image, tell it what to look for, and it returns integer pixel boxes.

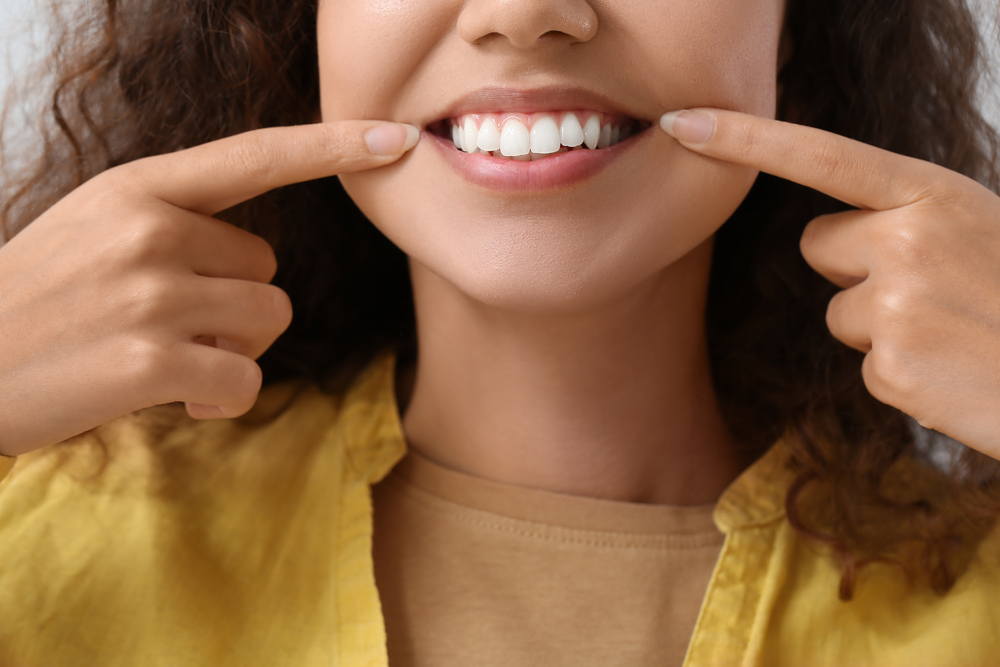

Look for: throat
[398,267,743,506]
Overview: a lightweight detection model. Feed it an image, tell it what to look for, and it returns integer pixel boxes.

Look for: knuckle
[252,235,280,281]
[225,134,282,186]
[824,291,846,332]
[870,287,922,335]
[811,135,850,181]
[267,285,294,331]
[79,166,143,213]
[799,213,834,258]
[876,218,936,271]
[862,346,919,406]
[122,336,174,392]
[119,211,182,264]
[120,273,178,325]
[225,358,264,412]
[245,284,293,340]
[312,123,352,159]
[920,169,976,207]
[733,121,762,164]
[90,163,140,196]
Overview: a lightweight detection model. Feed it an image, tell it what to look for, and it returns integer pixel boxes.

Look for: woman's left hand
[661,108,1000,460]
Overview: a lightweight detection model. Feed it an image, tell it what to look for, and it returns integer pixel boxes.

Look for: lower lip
[427,131,638,192]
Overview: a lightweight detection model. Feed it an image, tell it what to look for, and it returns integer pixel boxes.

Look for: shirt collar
[344,350,795,532]
[712,435,796,533]
[336,351,408,485]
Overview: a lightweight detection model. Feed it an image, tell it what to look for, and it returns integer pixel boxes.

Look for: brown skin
[4,0,1000,508]
[317,0,1000,503]
[0,0,992,600]
[0,121,417,456]
[664,108,1000,461]
[318,0,781,503]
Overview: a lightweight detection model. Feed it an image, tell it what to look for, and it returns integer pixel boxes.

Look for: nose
[457,0,598,48]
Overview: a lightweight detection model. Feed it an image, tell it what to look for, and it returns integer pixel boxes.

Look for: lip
[421,86,652,193]
[427,127,646,193]
[420,85,651,127]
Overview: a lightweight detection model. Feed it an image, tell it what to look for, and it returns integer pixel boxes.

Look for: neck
[399,240,742,506]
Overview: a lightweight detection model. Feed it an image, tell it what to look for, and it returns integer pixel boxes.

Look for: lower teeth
[461,145,586,160]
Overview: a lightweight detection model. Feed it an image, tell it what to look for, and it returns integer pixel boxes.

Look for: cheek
[325,0,779,310]
[316,0,452,121]
[339,138,757,310]
[626,0,784,117]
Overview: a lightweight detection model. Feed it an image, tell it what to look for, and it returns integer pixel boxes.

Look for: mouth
[419,87,656,192]
[427,110,651,161]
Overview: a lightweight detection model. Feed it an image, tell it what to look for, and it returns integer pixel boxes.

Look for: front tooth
[476,118,501,152]
[499,119,530,157]
[513,154,531,161]
[464,118,479,154]
[583,115,601,149]
[529,116,561,154]
[597,123,612,149]
[452,124,463,151]
[560,113,585,148]
[611,126,621,145]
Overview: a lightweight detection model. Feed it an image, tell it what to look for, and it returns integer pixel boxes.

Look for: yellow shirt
[0,353,998,666]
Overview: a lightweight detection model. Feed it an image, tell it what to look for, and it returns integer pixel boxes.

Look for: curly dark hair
[3,0,1000,600]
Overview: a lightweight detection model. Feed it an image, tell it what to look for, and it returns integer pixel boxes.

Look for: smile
[421,88,655,192]
[430,111,642,160]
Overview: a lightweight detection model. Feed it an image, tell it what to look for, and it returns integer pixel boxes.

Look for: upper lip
[420,86,650,128]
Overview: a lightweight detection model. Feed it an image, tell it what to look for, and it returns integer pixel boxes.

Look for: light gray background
[1,0,999,128]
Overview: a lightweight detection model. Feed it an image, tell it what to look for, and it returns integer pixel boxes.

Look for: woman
[0,0,999,664]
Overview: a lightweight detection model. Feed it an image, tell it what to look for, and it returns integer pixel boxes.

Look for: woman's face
[318,0,785,310]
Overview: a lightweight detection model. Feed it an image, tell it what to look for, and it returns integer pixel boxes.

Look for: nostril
[456,1,599,48]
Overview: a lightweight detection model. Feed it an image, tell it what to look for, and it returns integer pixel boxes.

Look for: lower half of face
[319,0,784,312]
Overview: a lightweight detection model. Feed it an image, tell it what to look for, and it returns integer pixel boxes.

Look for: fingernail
[659,110,716,145]
[365,123,421,156]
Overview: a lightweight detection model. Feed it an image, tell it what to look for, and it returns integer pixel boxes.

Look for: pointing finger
[126,121,420,216]
[659,108,939,211]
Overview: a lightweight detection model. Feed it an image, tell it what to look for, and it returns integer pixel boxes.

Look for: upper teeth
[450,112,631,159]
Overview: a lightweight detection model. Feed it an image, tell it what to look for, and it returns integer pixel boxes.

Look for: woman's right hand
[0,120,419,457]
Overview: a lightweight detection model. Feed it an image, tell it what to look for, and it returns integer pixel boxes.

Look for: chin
[421,255,649,313]
[339,139,758,314]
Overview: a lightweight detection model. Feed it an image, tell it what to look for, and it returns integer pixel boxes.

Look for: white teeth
[476,118,501,152]
[452,112,634,156]
[532,146,569,160]
[529,116,561,155]
[583,115,601,149]
[560,113,585,148]
[464,118,479,154]
[499,119,530,157]
[597,123,612,149]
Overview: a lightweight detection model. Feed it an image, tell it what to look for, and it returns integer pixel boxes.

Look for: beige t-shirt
[372,449,725,667]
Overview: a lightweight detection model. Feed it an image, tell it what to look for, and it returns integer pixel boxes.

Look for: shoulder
[0,353,405,663]
[758,464,1000,666]
[1,351,404,502]
[1,378,335,500]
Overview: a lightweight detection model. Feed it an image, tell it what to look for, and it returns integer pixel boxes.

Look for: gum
[451,110,627,132]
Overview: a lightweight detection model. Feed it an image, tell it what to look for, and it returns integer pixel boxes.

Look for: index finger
[659,108,940,211]
[124,121,419,216]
